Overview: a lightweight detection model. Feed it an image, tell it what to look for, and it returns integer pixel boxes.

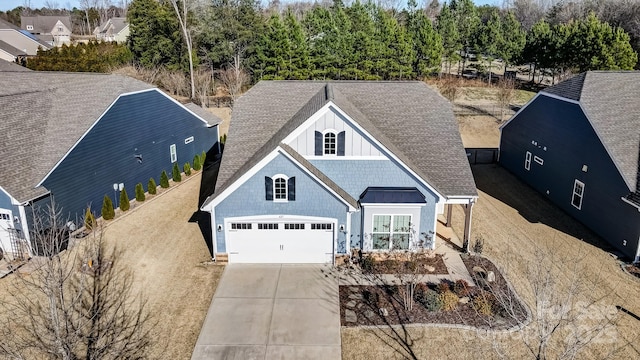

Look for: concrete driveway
[191,264,341,360]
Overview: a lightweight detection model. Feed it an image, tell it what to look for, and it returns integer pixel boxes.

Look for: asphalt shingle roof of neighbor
[0,40,26,56]
[184,103,223,127]
[541,71,640,204]
[0,71,154,203]
[209,81,478,207]
[21,16,72,34]
[102,18,128,34]
[0,59,30,72]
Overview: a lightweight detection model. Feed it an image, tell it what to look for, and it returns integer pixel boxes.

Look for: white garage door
[225,217,335,263]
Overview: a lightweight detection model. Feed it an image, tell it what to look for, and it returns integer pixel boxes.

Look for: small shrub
[201,150,206,163]
[119,188,130,211]
[84,208,96,230]
[101,195,115,220]
[193,154,202,170]
[436,281,451,293]
[135,183,145,202]
[419,289,443,311]
[473,235,485,254]
[148,178,157,194]
[160,171,170,188]
[453,279,471,297]
[220,133,227,144]
[473,294,493,316]
[172,162,182,182]
[360,255,375,273]
[440,290,459,311]
[183,162,192,176]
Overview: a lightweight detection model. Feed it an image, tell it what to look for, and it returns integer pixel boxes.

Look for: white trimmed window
[572,180,585,210]
[372,215,412,250]
[324,131,336,155]
[274,177,287,200]
[170,144,177,163]
[525,151,532,170]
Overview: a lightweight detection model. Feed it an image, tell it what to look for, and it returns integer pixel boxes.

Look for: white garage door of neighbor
[225,218,335,263]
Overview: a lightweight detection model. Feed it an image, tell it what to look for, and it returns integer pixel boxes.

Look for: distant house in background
[21,15,72,46]
[499,71,640,263]
[0,18,51,55]
[94,18,129,43]
[0,71,221,260]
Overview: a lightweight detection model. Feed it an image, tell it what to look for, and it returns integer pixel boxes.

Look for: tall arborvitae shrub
[119,188,130,211]
[160,171,170,188]
[172,162,182,182]
[84,207,96,230]
[193,154,202,171]
[183,162,191,176]
[148,178,157,194]
[101,195,115,220]
[135,183,146,202]
[201,151,206,163]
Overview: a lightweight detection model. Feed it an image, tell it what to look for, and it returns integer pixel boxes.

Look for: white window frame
[184,136,194,144]
[371,214,412,251]
[26,25,33,31]
[572,179,585,210]
[534,155,544,165]
[272,174,288,202]
[170,144,177,163]
[323,129,337,156]
[525,151,532,170]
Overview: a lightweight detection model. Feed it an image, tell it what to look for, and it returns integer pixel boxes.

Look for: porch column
[462,202,474,253]
[445,203,453,227]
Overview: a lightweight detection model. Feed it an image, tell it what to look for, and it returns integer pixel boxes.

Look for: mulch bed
[339,255,528,330]
[625,264,640,279]
[362,253,449,275]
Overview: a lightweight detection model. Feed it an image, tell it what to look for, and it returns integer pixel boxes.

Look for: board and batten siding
[288,107,384,157]
[500,94,640,261]
[42,90,218,224]
[0,189,24,234]
[213,153,350,254]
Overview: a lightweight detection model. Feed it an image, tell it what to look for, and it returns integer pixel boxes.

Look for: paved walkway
[191,264,341,360]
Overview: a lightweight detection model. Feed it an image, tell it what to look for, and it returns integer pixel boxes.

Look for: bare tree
[194,69,214,107]
[216,58,250,104]
[479,242,634,360]
[170,0,196,100]
[497,77,516,122]
[0,205,154,360]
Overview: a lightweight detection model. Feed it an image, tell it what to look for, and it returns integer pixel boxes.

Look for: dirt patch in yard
[360,253,448,275]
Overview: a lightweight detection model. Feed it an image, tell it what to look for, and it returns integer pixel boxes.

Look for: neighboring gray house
[199,81,477,263]
[94,17,129,43]
[500,71,640,262]
[0,71,221,259]
[21,16,72,46]
[0,40,26,63]
[0,18,51,56]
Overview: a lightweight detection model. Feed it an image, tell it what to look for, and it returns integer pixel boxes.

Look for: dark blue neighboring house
[499,71,640,262]
[0,69,220,258]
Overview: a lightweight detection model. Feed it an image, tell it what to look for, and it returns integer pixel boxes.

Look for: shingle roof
[101,18,128,34]
[0,59,29,72]
[0,40,26,56]
[209,81,477,206]
[21,16,72,34]
[0,72,154,203]
[184,103,222,127]
[541,71,640,204]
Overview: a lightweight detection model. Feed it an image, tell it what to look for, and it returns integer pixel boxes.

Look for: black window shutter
[288,177,296,201]
[337,131,345,156]
[315,131,323,155]
[265,176,273,200]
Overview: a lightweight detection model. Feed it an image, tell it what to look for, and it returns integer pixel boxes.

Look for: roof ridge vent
[325,83,334,100]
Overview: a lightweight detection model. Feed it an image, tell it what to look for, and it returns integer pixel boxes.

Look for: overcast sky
[1,0,500,12]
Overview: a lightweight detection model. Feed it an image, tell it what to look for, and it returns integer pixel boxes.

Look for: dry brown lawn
[341,165,640,359]
[0,173,224,360]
